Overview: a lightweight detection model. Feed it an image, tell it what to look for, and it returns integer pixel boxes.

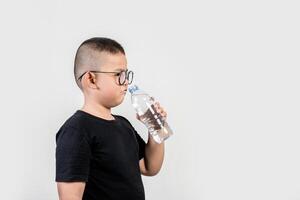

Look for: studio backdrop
[0,0,299,199]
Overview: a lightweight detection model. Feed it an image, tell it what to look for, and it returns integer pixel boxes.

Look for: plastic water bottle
[128,85,173,143]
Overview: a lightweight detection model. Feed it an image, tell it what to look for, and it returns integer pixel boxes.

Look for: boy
[55,37,167,200]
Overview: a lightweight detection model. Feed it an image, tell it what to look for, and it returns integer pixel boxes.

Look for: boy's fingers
[152,102,168,118]
[157,107,167,118]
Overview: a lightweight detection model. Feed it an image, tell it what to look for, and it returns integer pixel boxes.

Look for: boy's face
[87,51,129,108]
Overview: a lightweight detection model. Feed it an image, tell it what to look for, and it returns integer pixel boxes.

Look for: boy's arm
[138,101,167,176]
[139,133,165,176]
[57,182,86,200]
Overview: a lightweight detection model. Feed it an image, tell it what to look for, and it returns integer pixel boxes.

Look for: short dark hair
[74,37,125,90]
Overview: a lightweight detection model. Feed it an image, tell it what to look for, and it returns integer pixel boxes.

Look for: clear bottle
[128,85,173,143]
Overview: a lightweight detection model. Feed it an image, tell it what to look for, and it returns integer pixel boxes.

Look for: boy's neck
[80,101,115,120]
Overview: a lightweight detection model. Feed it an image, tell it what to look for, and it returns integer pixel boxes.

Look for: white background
[0,0,299,199]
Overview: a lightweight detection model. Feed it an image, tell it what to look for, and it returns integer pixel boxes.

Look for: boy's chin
[107,98,125,108]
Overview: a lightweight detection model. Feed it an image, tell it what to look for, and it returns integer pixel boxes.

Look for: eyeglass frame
[77,69,134,85]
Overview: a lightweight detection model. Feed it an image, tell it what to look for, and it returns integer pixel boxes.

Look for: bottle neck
[131,89,147,95]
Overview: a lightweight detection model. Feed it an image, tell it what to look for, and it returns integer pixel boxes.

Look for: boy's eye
[115,73,121,76]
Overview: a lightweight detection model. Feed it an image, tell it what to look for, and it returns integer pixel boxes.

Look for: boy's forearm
[144,132,165,175]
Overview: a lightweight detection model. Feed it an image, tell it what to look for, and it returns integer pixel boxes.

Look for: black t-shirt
[55,110,146,200]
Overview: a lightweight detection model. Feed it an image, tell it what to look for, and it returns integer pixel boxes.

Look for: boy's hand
[136,100,168,121]
[153,101,168,119]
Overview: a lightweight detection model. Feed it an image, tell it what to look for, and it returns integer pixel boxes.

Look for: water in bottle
[128,85,173,143]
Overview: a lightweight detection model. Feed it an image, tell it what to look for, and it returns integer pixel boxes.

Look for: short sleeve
[134,130,146,160]
[55,126,91,182]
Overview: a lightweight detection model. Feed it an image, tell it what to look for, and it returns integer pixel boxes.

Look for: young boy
[55,37,167,200]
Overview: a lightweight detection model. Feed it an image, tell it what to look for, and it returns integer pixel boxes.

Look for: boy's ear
[85,72,98,89]
[88,72,96,83]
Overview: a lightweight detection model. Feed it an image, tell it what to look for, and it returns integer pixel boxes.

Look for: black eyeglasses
[78,69,134,85]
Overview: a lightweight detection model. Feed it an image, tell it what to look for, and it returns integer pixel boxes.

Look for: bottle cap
[128,85,139,94]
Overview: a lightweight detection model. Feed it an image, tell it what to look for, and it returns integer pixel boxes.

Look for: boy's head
[74,37,131,108]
